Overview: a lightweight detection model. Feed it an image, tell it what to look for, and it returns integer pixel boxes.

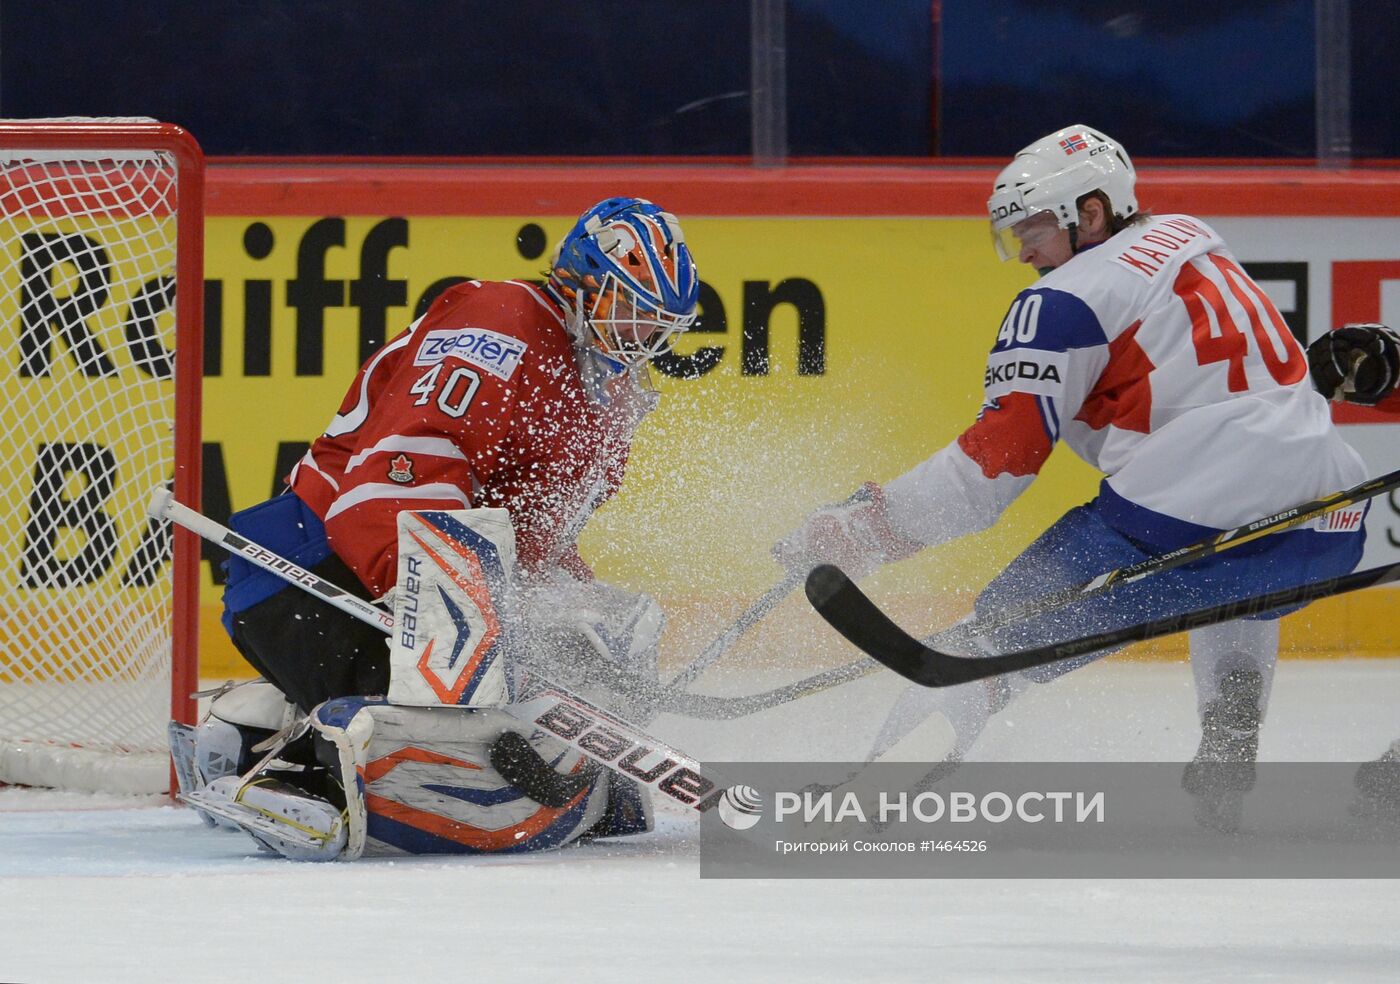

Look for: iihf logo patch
[1059,133,1088,154]
[388,454,414,484]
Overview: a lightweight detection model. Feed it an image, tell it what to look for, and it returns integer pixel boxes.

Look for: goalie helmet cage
[0,119,202,795]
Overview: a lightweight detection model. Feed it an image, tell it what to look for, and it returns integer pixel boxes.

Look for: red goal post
[0,118,202,794]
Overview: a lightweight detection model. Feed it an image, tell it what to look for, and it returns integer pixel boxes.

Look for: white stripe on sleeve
[344,436,472,473]
[324,482,471,522]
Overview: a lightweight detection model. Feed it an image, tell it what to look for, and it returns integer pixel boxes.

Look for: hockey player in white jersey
[775,125,1370,829]
[1307,322,1400,817]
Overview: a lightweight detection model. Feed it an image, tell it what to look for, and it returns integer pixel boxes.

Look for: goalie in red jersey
[224,196,697,712]
[172,198,700,859]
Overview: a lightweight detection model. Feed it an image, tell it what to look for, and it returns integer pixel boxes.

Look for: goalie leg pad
[309,698,611,859]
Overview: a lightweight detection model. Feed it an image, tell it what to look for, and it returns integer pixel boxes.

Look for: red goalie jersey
[288,279,634,596]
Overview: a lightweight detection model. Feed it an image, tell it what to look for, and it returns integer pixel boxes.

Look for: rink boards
[190,164,1400,677]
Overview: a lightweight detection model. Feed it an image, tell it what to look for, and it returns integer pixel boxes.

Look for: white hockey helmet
[987,124,1138,261]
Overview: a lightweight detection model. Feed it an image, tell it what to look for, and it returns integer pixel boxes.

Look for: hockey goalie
[172,508,661,860]
[168,197,699,860]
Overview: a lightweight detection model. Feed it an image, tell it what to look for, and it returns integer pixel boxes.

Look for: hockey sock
[1188,619,1279,720]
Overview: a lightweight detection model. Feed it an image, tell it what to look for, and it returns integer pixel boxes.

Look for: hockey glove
[520,575,665,681]
[772,481,924,580]
[1308,323,1400,406]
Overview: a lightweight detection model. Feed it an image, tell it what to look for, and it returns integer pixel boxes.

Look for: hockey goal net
[0,119,202,794]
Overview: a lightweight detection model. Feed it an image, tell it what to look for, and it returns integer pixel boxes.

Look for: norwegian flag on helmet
[1059,133,1089,154]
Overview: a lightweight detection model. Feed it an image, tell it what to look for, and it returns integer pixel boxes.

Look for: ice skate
[1350,739,1400,823]
[1182,669,1263,833]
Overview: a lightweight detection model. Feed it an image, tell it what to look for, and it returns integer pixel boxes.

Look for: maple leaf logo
[387,453,414,484]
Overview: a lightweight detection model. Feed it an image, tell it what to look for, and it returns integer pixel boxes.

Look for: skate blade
[181,789,341,859]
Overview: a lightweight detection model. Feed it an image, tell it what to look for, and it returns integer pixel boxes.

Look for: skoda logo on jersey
[414,326,528,380]
[983,348,1069,400]
[985,360,1063,387]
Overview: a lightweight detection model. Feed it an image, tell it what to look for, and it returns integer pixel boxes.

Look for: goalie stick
[805,560,1400,688]
[147,490,734,817]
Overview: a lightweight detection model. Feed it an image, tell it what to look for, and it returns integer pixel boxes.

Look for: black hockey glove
[1307,323,1400,406]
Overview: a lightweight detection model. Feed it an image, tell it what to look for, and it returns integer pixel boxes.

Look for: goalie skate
[185,776,347,862]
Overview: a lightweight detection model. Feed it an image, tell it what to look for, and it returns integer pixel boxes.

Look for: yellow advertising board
[199,213,1088,673]
[195,204,1395,677]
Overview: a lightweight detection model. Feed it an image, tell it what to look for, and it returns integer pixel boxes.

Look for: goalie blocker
[186,503,653,860]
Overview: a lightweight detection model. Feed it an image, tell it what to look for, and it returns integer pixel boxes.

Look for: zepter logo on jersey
[414,326,528,381]
[987,124,1138,261]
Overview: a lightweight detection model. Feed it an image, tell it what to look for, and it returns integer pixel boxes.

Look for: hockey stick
[151,487,840,721]
[666,570,803,690]
[937,464,1400,648]
[806,560,1400,688]
[750,468,1400,712]
[147,490,733,817]
[575,646,878,721]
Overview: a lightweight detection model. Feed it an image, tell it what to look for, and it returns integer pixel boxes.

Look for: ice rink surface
[4,658,1400,984]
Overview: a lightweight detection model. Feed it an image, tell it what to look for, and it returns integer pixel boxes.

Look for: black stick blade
[807,560,1400,690]
[805,565,947,686]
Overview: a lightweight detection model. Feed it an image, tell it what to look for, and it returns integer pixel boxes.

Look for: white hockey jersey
[886,214,1366,548]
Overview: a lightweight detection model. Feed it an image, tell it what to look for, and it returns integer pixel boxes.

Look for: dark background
[1,1,1393,159]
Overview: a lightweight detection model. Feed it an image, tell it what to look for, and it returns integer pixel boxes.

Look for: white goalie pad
[310,698,609,860]
[387,509,518,708]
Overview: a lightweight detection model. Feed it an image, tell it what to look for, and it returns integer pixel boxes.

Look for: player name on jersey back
[414,326,529,380]
[1110,216,1217,279]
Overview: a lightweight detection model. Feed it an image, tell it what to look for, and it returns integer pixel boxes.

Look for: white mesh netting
[0,124,188,793]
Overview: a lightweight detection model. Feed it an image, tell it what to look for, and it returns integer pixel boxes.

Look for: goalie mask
[547,197,699,374]
[988,125,1138,261]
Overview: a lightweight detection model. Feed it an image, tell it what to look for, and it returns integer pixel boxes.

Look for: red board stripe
[205,161,1400,218]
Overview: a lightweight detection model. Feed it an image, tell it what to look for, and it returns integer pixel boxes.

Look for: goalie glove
[520,575,665,682]
[1308,323,1400,406]
[772,481,924,580]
